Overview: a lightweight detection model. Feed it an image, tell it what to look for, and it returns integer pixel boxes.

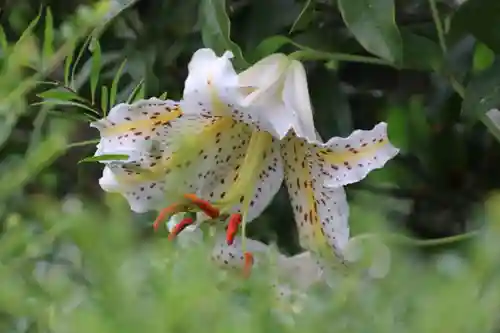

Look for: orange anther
[183,193,219,218]
[153,204,186,232]
[226,214,242,245]
[243,252,254,279]
[168,217,194,240]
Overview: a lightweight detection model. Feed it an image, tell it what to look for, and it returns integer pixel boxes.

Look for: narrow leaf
[18,8,42,44]
[199,0,248,69]
[34,100,100,116]
[0,26,8,52]
[70,36,92,90]
[43,8,54,66]
[90,40,102,104]
[101,85,109,114]
[64,46,74,86]
[109,59,127,107]
[338,0,402,64]
[126,79,145,104]
[79,154,129,163]
[158,91,168,100]
[37,88,86,102]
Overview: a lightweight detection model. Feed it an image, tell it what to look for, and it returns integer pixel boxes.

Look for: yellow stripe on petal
[103,108,182,136]
[320,138,388,165]
[311,122,399,188]
[216,131,273,206]
[296,142,333,259]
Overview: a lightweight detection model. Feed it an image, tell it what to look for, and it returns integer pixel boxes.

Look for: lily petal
[211,234,270,270]
[181,48,283,138]
[99,165,122,192]
[309,122,399,188]
[282,60,316,141]
[238,53,289,106]
[102,150,167,213]
[281,136,350,261]
[91,98,181,154]
[163,115,283,222]
[182,49,240,117]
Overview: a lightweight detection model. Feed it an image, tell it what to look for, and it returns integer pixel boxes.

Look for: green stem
[66,138,100,149]
[289,50,393,66]
[357,230,481,247]
[428,0,447,54]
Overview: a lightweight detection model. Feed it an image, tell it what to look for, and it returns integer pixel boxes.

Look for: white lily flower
[90,49,399,268]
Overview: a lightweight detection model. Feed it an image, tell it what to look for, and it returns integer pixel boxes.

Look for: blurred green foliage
[2,0,500,330]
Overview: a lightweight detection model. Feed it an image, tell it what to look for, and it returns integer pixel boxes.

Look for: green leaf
[34,99,100,116]
[158,92,168,100]
[18,8,42,44]
[337,0,402,64]
[78,154,129,164]
[386,97,431,160]
[64,46,74,87]
[127,79,145,104]
[101,85,109,114]
[401,29,443,71]
[199,0,248,69]
[0,26,8,52]
[47,109,98,122]
[43,7,54,67]
[37,88,86,102]
[387,106,410,153]
[472,42,495,73]
[253,35,292,60]
[109,59,127,107]
[70,36,92,90]
[90,40,102,104]
[462,61,500,122]
[451,0,500,53]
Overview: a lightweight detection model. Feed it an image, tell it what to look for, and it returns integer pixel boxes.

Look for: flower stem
[357,230,481,247]
[290,50,392,66]
[428,0,447,54]
[66,138,100,148]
